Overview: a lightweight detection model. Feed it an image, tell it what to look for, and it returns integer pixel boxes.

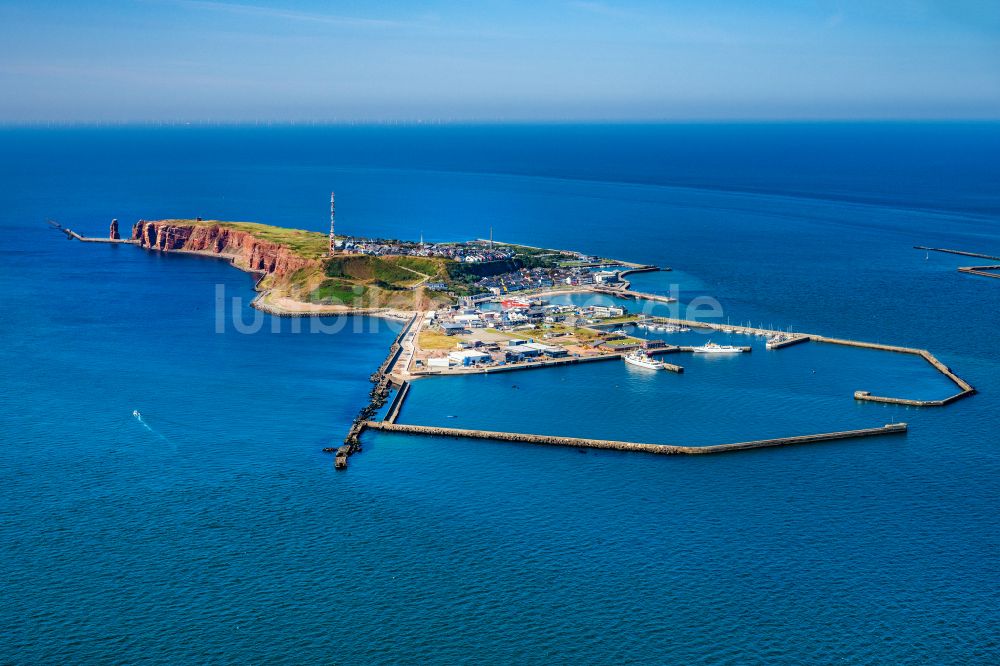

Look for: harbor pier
[957,265,1000,279]
[59,227,138,245]
[635,315,975,407]
[364,421,908,456]
[915,246,1000,280]
[340,313,419,468]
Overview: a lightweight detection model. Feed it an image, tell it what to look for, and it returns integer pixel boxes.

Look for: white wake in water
[132,409,173,444]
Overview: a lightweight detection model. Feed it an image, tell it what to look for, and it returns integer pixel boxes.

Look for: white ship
[691,341,745,354]
[623,350,666,370]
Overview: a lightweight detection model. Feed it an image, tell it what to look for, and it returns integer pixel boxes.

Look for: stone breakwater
[342,314,420,460]
[131,220,317,277]
[364,422,908,455]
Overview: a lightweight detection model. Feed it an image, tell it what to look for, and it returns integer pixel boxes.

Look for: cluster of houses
[340,237,515,263]
[477,267,555,294]
[477,266,624,295]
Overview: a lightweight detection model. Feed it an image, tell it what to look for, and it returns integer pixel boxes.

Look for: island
[56,215,975,470]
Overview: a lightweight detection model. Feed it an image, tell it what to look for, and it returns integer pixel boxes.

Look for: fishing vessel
[623,350,666,369]
[691,341,745,354]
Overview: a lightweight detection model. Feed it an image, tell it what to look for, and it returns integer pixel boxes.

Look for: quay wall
[767,335,810,350]
[915,246,1000,262]
[411,352,621,377]
[383,381,411,424]
[365,421,908,455]
[636,315,974,407]
[343,313,419,452]
[619,266,662,278]
[596,287,676,304]
[958,266,1000,279]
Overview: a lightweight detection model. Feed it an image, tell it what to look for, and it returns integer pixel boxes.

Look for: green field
[324,255,425,288]
[391,256,447,278]
[308,278,367,305]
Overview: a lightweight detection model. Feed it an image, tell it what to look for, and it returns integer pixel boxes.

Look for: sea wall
[364,421,908,455]
[131,220,317,276]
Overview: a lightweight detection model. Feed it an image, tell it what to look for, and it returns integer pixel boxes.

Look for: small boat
[691,341,745,354]
[623,349,666,370]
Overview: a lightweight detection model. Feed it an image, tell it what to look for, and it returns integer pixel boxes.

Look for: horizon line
[2,118,999,129]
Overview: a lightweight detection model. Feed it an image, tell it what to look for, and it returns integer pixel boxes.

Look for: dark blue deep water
[1,124,999,663]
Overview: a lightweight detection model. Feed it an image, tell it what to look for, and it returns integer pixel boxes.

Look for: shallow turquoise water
[1,125,998,663]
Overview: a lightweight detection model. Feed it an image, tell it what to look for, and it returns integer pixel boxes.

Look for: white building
[447,350,491,365]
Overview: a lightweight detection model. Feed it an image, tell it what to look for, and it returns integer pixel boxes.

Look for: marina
[344,292,972,460]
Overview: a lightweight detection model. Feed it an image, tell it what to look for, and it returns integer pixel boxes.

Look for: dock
[957,265,1000,280]
[410,352,622,377]
[915,246,1000,262]
[363,421,908,455]
[915,246,1000,280]
[593,286,677,304]
[766,335,810,350]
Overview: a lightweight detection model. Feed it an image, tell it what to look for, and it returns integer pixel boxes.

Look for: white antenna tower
[329,192,336,256]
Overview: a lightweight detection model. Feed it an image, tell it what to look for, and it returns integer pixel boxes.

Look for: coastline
[62,221,975,465]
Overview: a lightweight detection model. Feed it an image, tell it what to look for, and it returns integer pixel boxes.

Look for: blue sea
[1,124,998,664]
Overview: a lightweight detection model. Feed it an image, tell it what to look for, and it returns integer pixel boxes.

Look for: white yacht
[623,349,666,370]
[691,341,744,354]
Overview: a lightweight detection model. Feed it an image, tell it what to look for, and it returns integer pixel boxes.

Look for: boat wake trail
[132,409,173,445]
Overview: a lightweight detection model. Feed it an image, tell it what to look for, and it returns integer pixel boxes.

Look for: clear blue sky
[1,0,998,123]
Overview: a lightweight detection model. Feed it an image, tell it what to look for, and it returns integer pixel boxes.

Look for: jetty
[363,421,908,456]
[957,265,1000,280]
[634,315,975,408]
[766,334,810,350]
[915,246,1000,280]
[339,313,420,468]
[58,227,137,245]
[593,286,677,304]
[915,246,1000,262]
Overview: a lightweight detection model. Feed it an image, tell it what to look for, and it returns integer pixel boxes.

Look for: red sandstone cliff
[131,220,317,276]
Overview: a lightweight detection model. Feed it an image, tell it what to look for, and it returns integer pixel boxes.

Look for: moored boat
[691,341,745,354]
[623,349,666,369]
